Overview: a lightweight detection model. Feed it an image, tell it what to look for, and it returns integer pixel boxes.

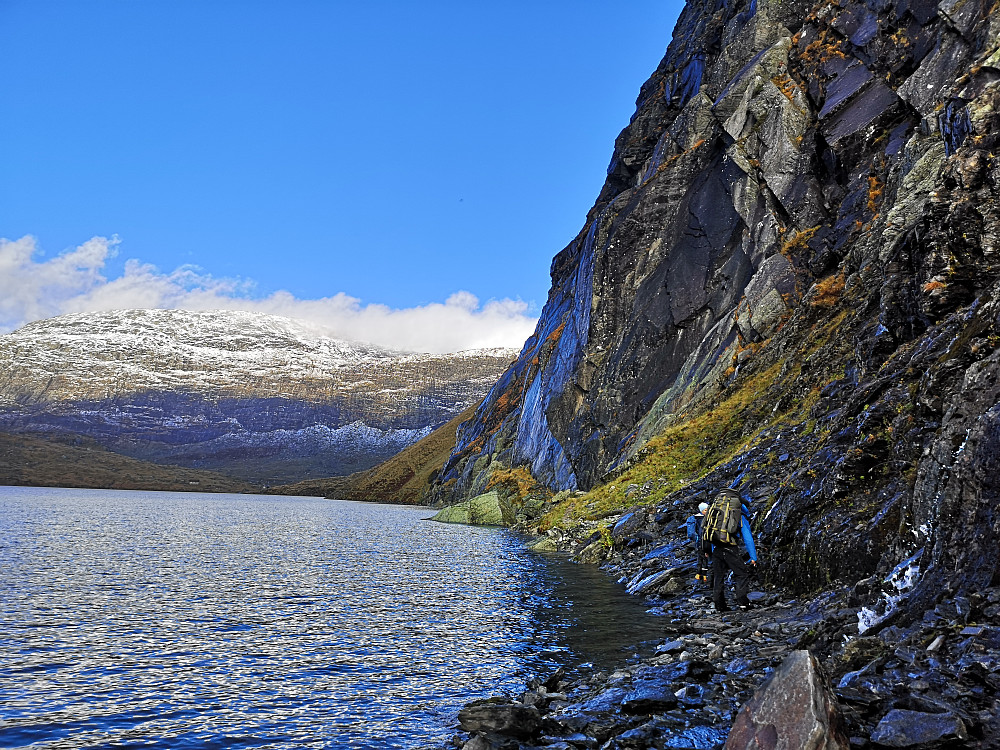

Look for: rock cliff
[429,0,1000,628]
[0,309,515,484]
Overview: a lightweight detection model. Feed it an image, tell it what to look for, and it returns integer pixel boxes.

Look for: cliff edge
[428,0,999,624]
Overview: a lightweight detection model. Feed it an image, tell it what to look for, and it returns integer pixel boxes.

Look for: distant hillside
[0,432,256,493]
[270,401,480,504]
[0,309,515,485]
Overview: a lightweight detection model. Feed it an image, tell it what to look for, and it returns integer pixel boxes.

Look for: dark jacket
[685,512,705,545]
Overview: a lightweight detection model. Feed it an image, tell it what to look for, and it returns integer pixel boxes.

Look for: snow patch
[857,548,923,634]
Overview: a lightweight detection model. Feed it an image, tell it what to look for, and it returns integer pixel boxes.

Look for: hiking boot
[714,602,730,613]
[737,602,753,611]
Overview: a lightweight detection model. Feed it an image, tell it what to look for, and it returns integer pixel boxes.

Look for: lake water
[0,487,666,749]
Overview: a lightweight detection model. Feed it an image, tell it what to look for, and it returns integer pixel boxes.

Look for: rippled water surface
[1,487,665,749]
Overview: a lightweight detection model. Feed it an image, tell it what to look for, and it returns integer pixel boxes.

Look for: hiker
[684,501,712,586]
[684,501,709,545]
[702,488,758,612]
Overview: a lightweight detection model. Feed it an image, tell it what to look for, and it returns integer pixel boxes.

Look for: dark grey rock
[621,679,680,714]
[457,699,542,740]
[869,709,969,747]
[726,651,849,749]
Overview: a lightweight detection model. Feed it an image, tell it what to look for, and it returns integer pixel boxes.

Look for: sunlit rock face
[0,309,515,484]
[430,0,1000,607]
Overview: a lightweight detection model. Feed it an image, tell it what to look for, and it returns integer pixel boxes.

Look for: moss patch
[430,490,504,526]
[538,307,853,531]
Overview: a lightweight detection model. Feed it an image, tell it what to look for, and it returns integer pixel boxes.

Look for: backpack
[701,489,743,550]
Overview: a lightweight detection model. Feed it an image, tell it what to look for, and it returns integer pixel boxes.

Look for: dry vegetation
[0,432,257,493]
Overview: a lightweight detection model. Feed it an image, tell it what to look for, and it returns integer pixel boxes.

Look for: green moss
[540,362,819,529]
[538,304,855,532]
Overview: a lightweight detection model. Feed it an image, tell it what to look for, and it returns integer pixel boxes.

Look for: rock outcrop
[428,0,1000,628]
[425,0,1000,744]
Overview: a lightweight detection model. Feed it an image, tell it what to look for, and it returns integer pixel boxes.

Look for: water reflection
[0,487,664,749]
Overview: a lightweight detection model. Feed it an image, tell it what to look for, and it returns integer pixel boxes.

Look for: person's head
[698,502,709,515]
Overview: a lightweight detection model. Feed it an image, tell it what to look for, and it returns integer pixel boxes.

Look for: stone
[620,679,680,714]
[821,79,901,143]
[657,639,687,654]
[869,709,968,747]
[457,699,542,740]
[612,507,649,544]
[575,539,607,564]
[530,537,560,553]
[736,254,799,340]
[725,650,849,749]
[430,491,504,526]
[898,35,972,116]
[627,568,675,595]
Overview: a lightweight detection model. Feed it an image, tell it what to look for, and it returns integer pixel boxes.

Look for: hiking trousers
[711,543,752,608]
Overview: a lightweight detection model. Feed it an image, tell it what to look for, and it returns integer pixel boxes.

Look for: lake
[0,487,665,749]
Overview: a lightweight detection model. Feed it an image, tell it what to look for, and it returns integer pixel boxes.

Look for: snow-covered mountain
[0,309,516,485]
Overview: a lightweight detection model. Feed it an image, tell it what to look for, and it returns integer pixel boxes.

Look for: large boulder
[726,650,849,750]
[429,491,504,526]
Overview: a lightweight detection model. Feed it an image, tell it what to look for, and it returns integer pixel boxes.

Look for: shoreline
[428,503,1000,749]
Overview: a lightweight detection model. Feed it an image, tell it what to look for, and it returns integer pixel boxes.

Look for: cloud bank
[0,236,538,353]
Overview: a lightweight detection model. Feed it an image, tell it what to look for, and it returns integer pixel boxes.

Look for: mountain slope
[427,0,1000,623]
[0,309,515,485]
[0,432,255,493]
[270,401,480,504]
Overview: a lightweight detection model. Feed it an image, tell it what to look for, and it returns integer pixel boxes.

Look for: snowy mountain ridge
[0,309,516,485]
[1,309,514,404]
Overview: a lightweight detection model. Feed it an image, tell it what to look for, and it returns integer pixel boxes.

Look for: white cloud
[0,235,538,353]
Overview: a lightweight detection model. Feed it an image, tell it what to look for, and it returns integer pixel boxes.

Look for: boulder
[429,491,503,526]
[457,698,542,739]
[869,709,969,748]
[620,678,680,714]
[611,507,649,544]
[725,650,849,749]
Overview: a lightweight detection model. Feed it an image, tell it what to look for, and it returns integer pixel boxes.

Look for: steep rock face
[0,310,515,484]
[430,0,1000,614]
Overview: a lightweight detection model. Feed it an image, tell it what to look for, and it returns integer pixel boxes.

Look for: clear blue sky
[1,1,683,350]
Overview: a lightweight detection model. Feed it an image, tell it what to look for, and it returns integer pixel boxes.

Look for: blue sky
[1,1,682,351]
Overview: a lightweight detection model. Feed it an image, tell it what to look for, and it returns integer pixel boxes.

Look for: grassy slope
[271,401,481,504]
[0,432,259,493]
[536,298,854,530]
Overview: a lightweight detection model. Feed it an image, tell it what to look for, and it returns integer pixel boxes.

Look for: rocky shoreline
[425,502,1000,750]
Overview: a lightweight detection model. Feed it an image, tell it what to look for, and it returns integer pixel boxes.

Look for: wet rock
[613,720,670,748]
[621,677,681,714]
[869,709,969,748]
[627,568,675,596]
[666,724,730,749]
[457,699,542,740]
[726,650,849,749]
[658,639,687,655]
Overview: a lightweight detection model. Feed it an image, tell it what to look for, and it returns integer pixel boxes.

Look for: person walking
[684,501,711,587]
[704,489,758,612]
